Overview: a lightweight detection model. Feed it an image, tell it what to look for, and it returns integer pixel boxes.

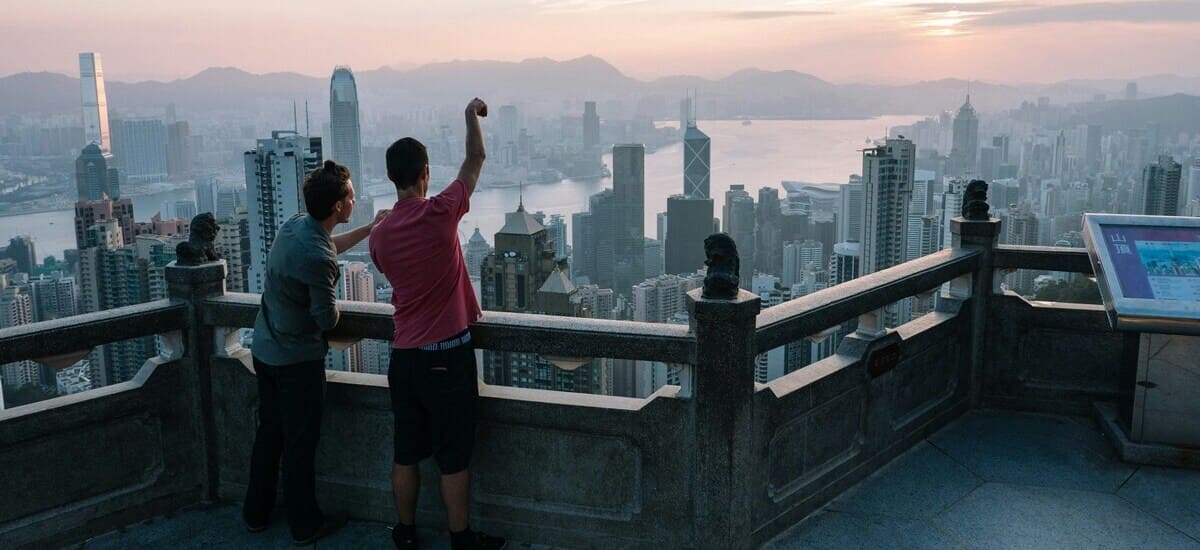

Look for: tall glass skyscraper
[683,123,711,199]
[329,67,371,232]
[79,53,111,152]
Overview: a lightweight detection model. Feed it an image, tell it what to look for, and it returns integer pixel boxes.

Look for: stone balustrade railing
[0,216,1132,549]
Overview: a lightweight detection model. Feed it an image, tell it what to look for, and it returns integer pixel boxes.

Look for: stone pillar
[165,259,227,501]
[686,288,760,549]
[949,217,1001,407]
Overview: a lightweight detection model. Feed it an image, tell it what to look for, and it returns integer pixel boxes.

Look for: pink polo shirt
[370,179,481,349]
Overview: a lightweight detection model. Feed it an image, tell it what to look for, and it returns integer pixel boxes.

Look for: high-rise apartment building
[29,272,77,322]
[949,96,979,176]
[838,175,864,244]
[861,138,915,327]
[244,131,322,293]
[545,215,568,260]
[782,240,824,288]
[195,176,218,215]
[664,195,713,275]
[3,236,36,275]
[73,197,136,251]
[0,279,40,392]
[79,53,111,152]
[1141,154,1182,216]
[755,187,783,279]
[75,143,121,201]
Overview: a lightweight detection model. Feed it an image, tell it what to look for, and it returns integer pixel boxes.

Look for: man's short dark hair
[303,160,351,220]
[386,137,428,190]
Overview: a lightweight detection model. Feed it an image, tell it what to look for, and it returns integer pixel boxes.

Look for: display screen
[1099,224,1200,301]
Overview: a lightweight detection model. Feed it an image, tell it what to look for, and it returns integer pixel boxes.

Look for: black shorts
[387,330,478,475]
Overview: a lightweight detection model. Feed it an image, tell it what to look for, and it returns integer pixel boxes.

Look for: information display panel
[1084,214,1200,334]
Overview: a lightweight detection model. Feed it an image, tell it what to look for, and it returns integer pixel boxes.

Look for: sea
[0,117,922,262]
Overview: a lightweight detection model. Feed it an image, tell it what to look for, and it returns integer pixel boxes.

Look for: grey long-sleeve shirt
[251,213,341,365]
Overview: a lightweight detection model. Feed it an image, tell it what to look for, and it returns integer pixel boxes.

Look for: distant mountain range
[3,55,1200,124]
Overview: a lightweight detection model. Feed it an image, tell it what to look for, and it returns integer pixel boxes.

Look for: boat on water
[742,120,752,126]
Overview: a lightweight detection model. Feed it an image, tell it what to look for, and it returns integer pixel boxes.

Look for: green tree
[1034,278,1102,305]
[2,383,58,409]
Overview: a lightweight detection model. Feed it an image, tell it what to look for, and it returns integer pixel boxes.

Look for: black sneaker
[293,515,348,546]
[450,529,506,550]
[392,522,418,549]
[245,521,269,533]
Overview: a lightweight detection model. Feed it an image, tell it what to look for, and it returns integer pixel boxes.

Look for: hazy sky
[4,0,1199,83]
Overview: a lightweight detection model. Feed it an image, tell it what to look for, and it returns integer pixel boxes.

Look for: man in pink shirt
[370,98,504,550]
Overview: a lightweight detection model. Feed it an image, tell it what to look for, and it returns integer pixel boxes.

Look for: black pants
[243,356,326,539]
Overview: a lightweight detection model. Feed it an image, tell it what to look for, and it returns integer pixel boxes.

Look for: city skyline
[3,1,1200,83]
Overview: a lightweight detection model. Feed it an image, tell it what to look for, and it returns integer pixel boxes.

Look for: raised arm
[457,97,488,196]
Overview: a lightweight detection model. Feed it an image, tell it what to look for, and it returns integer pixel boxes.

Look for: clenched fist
[466,97,488,118]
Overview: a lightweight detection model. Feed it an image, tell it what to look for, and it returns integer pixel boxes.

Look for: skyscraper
[329,67,371,233]
[75,143,121,201]
[838,175,864,244]
[166,121,192,177]
[4,236,36,275]
[861,138,915,327]
[723,185,755,288]
[755,187,783,279]
[29,273,77,322]
[949,96,979,176]
[244,131,322,293]
[464,227,493,279]
[906,170,935,262]
[664,195,713,275]
[684,123,711,199]
[612,144,645,295]
[0,279,39,392]
[782,240,823,288]
[79,53,111,152]
[1189,158,1200,205]
[73,197,136,251]
[121,119,169,183]
[583,101,600,151]
[545,214,568,260]
[195,175,218,215]
[829,242,862,286]
[1141,155,1183,216]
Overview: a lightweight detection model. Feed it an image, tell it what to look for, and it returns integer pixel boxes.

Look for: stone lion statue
[176,212,221,265]
[962,180,990,221]
[702,233,740,299]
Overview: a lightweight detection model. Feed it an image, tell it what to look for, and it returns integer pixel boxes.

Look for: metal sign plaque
[1083,213,1200,335]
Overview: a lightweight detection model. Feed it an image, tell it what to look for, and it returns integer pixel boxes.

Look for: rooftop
[4,214,1200,549]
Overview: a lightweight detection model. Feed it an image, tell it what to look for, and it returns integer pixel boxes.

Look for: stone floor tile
[934,482,1198,550]
[1118,466,1200,542]
[828,441,983,519]
[928,410,1135,492]
[764,509,960,549]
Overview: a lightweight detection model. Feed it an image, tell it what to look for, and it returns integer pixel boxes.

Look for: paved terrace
[3,214,1200,549]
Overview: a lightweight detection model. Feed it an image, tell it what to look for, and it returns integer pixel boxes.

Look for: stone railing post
[949,181,1002,408]
[686,287,760,549]
[165,259,227,502]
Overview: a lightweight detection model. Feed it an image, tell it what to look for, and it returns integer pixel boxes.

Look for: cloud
[713,10,833,20]
[971,0,1200,26]
[529,0,650,13]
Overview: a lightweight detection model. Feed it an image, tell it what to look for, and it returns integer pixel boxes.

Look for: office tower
[1141,155,1183,216]
[755,187,783,278]
[29,272,77,321]
[906,170,936,262]
[121,119,168,183]
[1189,158,1200,205]
[657,212,668,243]
[1125,82,1138,101]
[1005,205,1041,293]
[862,138,915,327]
[613,144,645,295]
[166,121,192,177]
[195,176,218,215]
[684,123,711,198]
[1051,131,1068,179]
[583,102,600,150]
[839,175,864,243]
[215,185,244,220]
[723,185,756,288]
[940,178,966,251]
[571,211,593,282]
[464,227,493,279]
[575,189,615,287]
[829,242,862,286]
[244,131,322,293]
[73,197,136,251]
[949,96,979,176]
[498,105,519,146]
[644,238,664,279]
[75,143,121,201]
[0,280,39,391]
[79,53,111,152]
[782,240,824,288]
[574,284,615,320]
[1085,124,1103,172]
[215,216,247,293]
[544,215,568,260]
[4,236,36,275]
[631,271,704,397]
[172,200,197,221]
[329,67,372,234]
[664,195,713,275]
[482,206,602,393]
[679,97,693,129]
